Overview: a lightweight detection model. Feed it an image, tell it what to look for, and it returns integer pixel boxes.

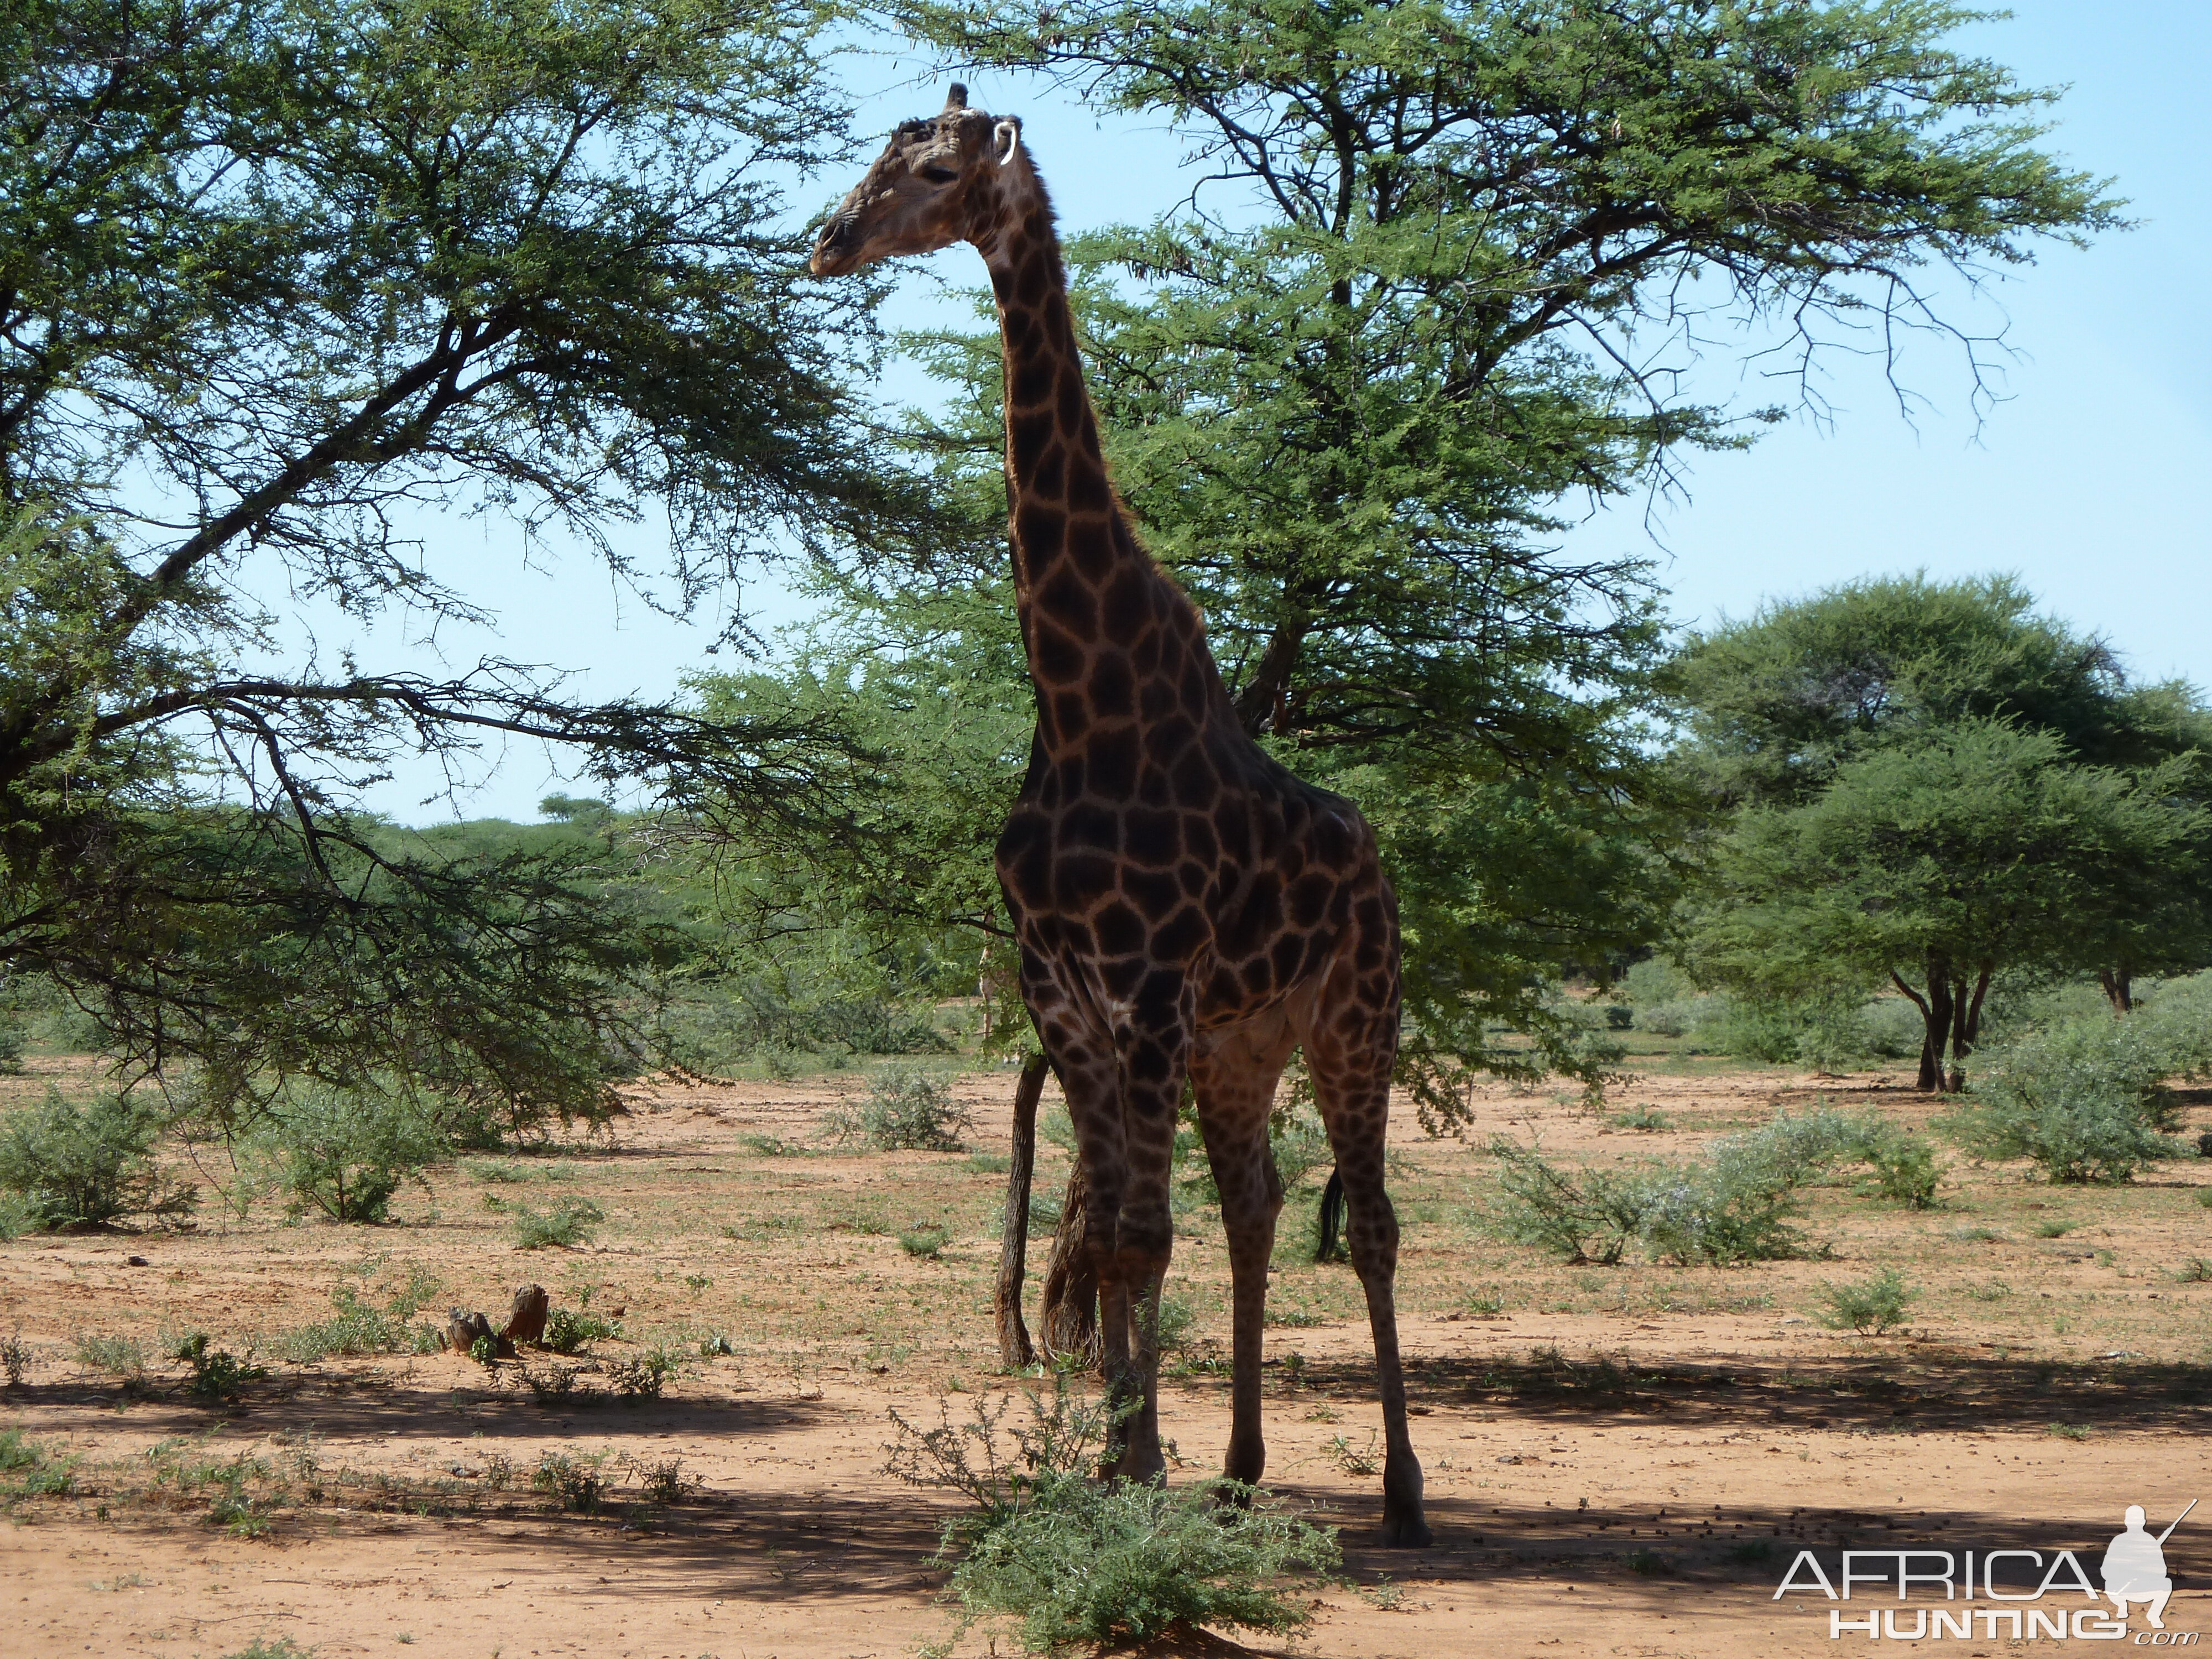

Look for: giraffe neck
[974,159,1211,749]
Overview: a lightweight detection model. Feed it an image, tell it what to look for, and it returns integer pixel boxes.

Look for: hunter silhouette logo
[1771,1498,2197,1642]
[2106,1501,2195,1630]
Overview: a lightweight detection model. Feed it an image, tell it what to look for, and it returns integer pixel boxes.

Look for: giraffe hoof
[1381,1509,1434,1548]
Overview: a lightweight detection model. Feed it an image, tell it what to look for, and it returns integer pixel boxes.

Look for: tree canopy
[858,0,2120,1120]
[1673,577,2212,1087]
[0,0,919,1123]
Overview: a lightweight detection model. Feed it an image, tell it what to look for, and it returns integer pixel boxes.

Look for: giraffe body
[812,88,1430,1546]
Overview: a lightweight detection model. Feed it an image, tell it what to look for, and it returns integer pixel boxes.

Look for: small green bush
[532,1452,606,1512]
[76,1332,149,1378]
[0,1018,24,1074]
[0,1088,196,1229]
[607,1348,675,1403]
[539,1305,620,1353]
[218,1639,315,1659]
[174,1332,269,1402]
[511,1198,604,1249]
[1495,1109,1952,1264]
[0,1428,73,1499]
[1857,1125,1943,1208]
[1947,1015,2188,1184]
[899,1223,951,1259]
[888,1374,1339,1653]
[259,1080,445,1223]
[1815,1269,1918,1336]
[277,1281,441,1361]
[823,1069,972,1152]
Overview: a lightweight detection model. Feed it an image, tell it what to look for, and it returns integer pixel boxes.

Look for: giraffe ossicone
[810,91,1431,1547]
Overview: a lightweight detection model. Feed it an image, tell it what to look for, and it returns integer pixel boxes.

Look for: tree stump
[502,1283,550,1347]
[444,1308,497,1357]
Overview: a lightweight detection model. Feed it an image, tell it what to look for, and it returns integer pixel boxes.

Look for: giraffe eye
[918,164,958,184]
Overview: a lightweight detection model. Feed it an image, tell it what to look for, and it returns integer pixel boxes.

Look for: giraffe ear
[993,117,1022,167]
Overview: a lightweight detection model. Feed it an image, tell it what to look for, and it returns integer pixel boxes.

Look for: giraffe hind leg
[1303,1018,1431,1546]
[1191,1015,1296,1493]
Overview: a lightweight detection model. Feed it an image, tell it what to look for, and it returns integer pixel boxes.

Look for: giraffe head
[809,84,1028,276]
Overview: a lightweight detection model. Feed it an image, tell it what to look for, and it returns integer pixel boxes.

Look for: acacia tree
[1672,577,2212,1085]
[1686,721,2209,1091]
[0,0,921,1121]
[886,0,2121,1116]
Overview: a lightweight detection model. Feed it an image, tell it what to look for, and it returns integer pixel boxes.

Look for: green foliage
[539,1306,621,1354]
[511,1199,605,1250]
[257,1079,445,1223]
[218,1641,315,1659]
[607,1349,676,1403]
[886,0,2119,1123]
[75,1333,149,1378]
[888,1376,1338,1651]
[824,1070,973,1153]
[946,1475,1341,1652]
[174,1333,269,1402]
[1493,1108,1924,1264]
[0,1429,74,1500]
[1815,1269,1919,1336]
[0,1089,196,1229]
[277,1280,441,1361]
[1858,1127,1944,1208]
[1946,1013,2192,1183]
[1675,577,2212,1084]
[531,1452,607,1513]
[0,0,924,1130]
[900,1224,952,1259]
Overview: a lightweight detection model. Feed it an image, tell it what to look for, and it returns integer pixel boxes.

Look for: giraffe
[810,86,1431,1547]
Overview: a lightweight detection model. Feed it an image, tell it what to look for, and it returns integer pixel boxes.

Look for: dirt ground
[2,1057,2208,1659]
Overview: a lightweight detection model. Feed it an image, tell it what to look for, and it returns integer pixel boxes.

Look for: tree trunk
[993,1053,1051,1370]
[1039,1162,1099,1368]
[1922,959,1955,1092]
[1945,972,1973,1093]
[2098,968,2134,1015]
[1891,970,1937,1092]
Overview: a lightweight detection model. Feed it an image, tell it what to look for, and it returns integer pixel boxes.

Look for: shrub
[0,1088,197,1229]
[512,1198,604,1249]
[0,1018,23,1074]
[822,1068,973,1152]
[607,1349,675,1403]
[1489,1142,1662,1265]
[1856,1125,1943,1208]
[888,1374,1339,1653]
[947,1475,1341,1651]
[0,1428,73,1499]
[1,1333,30,1386]
[899,1223,951,1259]
[259,1080,445,1223]
[539,1306,620,1353]
[277,1280,442,1361]
[174,1333,269,1402]
[76,1332,149,1378]
[531,1452,606,1512]
[1815,1269,1918,1336]
[1492,1109,1882,1265]
[1947,1015,2188,1183]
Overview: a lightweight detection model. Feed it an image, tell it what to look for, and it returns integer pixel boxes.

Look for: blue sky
[327,2,2212,822]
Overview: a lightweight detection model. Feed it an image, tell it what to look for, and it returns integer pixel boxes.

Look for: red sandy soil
[2,1060,2206,1658]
